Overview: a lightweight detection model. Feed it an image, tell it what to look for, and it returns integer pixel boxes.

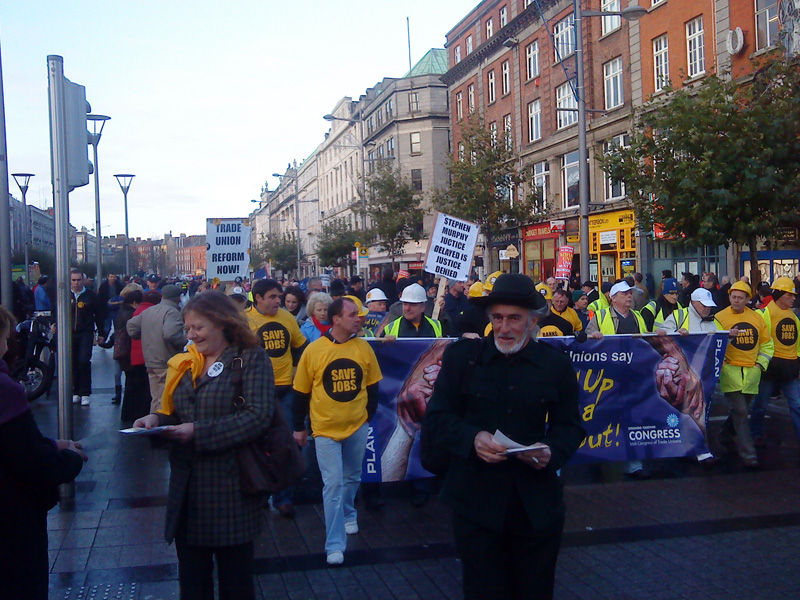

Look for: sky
[2,0,473,240]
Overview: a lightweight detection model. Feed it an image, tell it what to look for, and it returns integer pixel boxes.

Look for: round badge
[207,361,225,378]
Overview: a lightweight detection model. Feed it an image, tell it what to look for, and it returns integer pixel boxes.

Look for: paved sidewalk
[34,347,800,599]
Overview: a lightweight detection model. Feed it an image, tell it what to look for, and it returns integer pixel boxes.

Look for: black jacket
[70,288,105,336]
[423,336,585,532]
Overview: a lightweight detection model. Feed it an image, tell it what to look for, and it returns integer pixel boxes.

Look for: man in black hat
[423,274,585,600]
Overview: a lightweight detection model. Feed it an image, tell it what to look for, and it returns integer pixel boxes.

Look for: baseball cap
[690,288,717,307]
[609,281,634,297]
[365,288,388,304]
[399,283,427,303]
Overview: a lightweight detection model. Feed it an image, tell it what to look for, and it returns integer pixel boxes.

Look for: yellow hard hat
[771,276,796,295]
[728,280,752,298]
[535,282,553,300]
[484,271,503,292]
[468,281,484,298]
[344,295,369,317]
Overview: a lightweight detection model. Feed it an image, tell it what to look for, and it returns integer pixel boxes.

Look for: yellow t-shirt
[551,306,583,332]
[714,306,771,368]
[244,306,306,386]
[763,301,800,360]
[293,335,382,441]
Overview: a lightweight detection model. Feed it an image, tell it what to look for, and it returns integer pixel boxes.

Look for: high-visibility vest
[385,315,443,338]
[596,308,646,335]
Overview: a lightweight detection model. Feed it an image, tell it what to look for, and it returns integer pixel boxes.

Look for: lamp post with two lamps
[87,114,110,283]
[113,174,135,276]
[11,173,34,283]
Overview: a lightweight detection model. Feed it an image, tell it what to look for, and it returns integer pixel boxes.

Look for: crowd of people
[3,263,800,599]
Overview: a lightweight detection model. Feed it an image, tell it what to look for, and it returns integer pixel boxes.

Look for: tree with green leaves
[317,217,367,268]
[251,233,297,274]
[601,55,800,283]
[432,115,536,272]
[364,161,426,269]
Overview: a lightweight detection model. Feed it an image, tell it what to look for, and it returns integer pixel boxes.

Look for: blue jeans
[751,377,800,440]
[272,386,295,507]
[315,422,369,554]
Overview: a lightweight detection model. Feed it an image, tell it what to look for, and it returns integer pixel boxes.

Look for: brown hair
[182,290,258,349]
[0,304,17,362]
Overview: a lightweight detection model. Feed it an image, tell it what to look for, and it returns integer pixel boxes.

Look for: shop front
[739,228,800,283]
[584,209,637,285]
[522,223,559,282]
[491,228,521,275]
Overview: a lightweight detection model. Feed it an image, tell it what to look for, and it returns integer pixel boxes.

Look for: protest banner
[206,218,251,281]
[361,332,728,481]
[555,245,574,280]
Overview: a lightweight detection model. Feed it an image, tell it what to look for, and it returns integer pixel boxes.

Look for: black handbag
[231,354,306,496]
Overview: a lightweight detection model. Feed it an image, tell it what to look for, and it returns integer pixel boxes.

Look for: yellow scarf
[157,344,205,416]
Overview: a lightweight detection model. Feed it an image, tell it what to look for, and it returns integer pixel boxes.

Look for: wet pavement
[32,346,800,599]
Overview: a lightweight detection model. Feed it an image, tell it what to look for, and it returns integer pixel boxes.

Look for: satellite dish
[726,27,744,55]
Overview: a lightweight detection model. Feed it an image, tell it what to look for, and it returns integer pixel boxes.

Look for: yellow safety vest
[596,308,646,335]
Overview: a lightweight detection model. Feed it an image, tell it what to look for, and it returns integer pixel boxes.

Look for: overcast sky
[2,0,470,240]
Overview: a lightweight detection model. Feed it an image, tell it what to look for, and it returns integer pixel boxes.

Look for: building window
[489,121,498,147]
[488,70,496,103]
[456,92,463,120]
[367,116,374,134]
[532,161,549,213]
[378,145,384,160]
[556,80,578,129]
[604,134,630,201]
[562,150,580,209]
[385,99,394,119]
[411,169,423,191]
[526,41,539,80]
[486,18,494,40]
[468,84,475,113]
[686,16,705,78]
[387,136,395,157]
[503,114,513,150]
[502,61,511,95]
[528,99,541,142]
[653,34,669,92]
[410,132,421,154]
[603,56,624,109]
[409,91,419,112]
[466,35,473,54]
[601,0,621,35]
[458,142,465,161]
[500,6,508,27]
[652,0,665,5]
[554,14,576,61]
[756,0,779,51]
[376,109,383,127]
[367,150,375,172]
[455,45,462,64]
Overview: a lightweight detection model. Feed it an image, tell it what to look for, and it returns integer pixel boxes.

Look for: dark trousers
[72,330,94,396]
[453,490,564,600]
[0,510,49,600]
[175,538,255,600]
[120,365,151,422]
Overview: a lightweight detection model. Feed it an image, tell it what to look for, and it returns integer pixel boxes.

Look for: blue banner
[361,333,728,481]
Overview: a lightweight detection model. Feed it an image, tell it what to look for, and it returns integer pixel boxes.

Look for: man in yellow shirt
[245,278,308,517]
[714,281,773,468]
[538,288,584,337]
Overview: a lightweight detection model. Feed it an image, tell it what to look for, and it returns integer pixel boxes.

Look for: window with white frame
[528,99,541,142]
[456,92,463,120]
[526,41,540,80]
[686,17,705,78]
[500,6,508,27]
[603,56,624,109]
[604,134,630,201]
[409,91,419,112]
[368,150,375,172]
[756,0,779,50]
[385,99,394,119]
[410,132,421,154]
[502,61,510,95]
[602,0,621,35]
[387,136,395,157]
[488,70,496,103]
[468,84,475,113]
[455,45,462,64]
[458,142,465,161]
[367,116,374,134]
[489,121,498,147]
[532,161,549,213]
[378,145,384,159]
[554,14,576,60]
[556,80,578,129]
[376,109,383,127]
[653,34,669,92]
[652,0,665,5]
[504,114,513,150]
[466,35,473,54]
[562,150,580,208]
[486,18,494,39]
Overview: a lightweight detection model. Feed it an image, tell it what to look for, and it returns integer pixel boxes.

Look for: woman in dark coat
[134,291,274,600]
[115,285,152,422]
[0,304,87,600]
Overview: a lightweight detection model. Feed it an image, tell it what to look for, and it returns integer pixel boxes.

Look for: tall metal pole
[0,42,12,310]
[294,166,301,279]
[92,141,102,282]
[123,187,130,276]
[575,0,591,284]
[47,55,74,498]
[12,175,35,284]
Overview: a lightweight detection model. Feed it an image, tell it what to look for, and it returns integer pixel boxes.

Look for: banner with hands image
[361,333,728,481]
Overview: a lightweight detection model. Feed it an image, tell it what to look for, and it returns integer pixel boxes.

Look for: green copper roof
[404,48,448,77]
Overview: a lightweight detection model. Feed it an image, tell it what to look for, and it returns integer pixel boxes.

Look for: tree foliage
[317,217,367,268]
[364,162,426,267]
[251,233,297,273]
[601,55,800,280]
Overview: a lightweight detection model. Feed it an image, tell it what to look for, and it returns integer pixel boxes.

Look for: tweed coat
[157,345,275,546]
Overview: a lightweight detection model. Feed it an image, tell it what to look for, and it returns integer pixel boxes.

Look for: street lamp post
[11,173,35,283]
[88,115,110,283]
[573,2,647,283]
[113,174,135,276]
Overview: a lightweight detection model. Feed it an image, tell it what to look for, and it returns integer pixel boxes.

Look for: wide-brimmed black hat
[470,273,547,311]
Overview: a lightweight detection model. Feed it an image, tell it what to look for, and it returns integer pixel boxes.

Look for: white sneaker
[72,395,80,404]
[80,396,91,406]
[326,551,344,565]
[345,521,359,535]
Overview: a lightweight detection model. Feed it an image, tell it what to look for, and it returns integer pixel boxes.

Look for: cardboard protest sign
[423,213,479,282]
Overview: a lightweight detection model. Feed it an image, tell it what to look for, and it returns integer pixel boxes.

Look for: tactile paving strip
[58,583,138,600]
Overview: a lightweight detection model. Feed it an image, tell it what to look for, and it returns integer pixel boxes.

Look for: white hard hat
[399,283,427,304]
[365,288,388,304]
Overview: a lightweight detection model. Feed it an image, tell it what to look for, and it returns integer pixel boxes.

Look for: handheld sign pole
[431,277,448,321]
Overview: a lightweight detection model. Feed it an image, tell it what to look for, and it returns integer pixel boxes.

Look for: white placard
[599,230,617,245]
[206,218,251,280]
[424,213,480,282]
